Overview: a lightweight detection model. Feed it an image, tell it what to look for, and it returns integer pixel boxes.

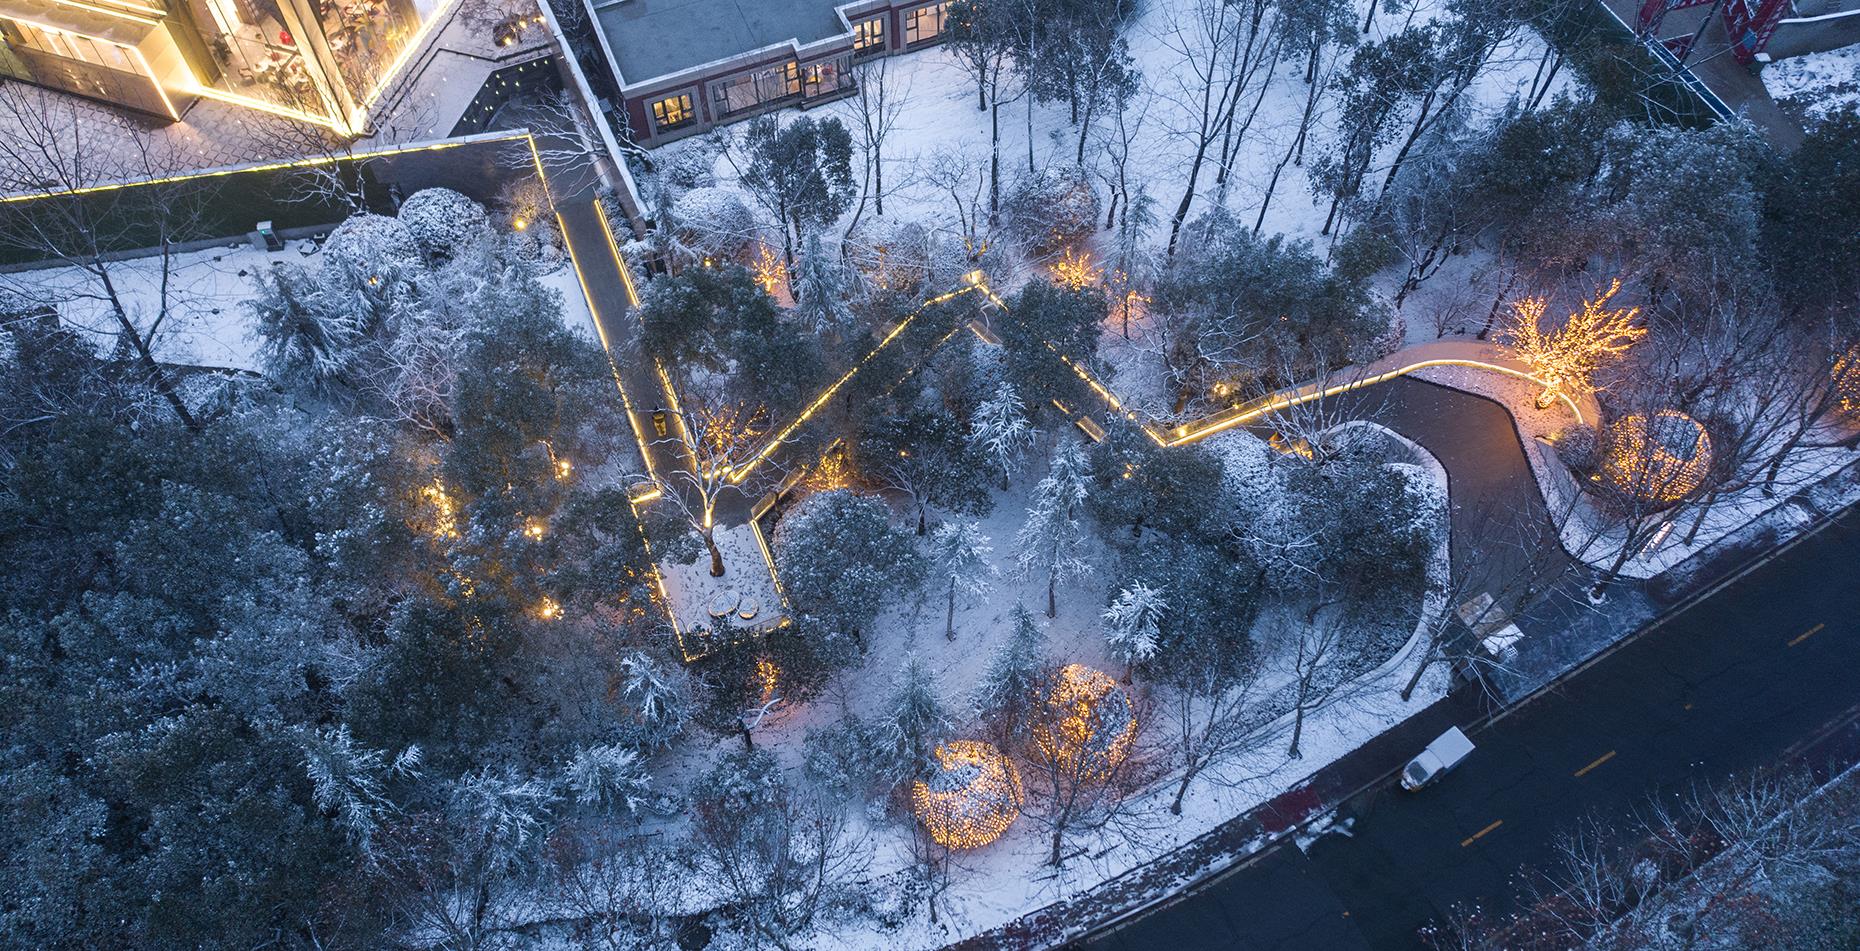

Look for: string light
[1601,410,1712,503]
[1050,247,1102,291]
[1032,665,1136,781]
[1499,279,1645,409]
[911,740,1023,849]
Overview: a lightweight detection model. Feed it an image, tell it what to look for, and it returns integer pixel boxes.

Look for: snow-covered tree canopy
[397,187,491,261]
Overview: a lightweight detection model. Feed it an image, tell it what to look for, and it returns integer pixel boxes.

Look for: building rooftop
[594,0,850,85]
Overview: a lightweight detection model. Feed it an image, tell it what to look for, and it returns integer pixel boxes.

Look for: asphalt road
[1082,503,1860,951]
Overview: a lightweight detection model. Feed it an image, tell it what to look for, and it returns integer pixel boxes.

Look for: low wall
[1769,8,1860,60]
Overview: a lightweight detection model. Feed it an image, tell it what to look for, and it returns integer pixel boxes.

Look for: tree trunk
[1360,0,1378,34]
[1400,645,1432,701]
[1167,135,1215,256]
[97,267,199,431]
[1170,762,1202,815]
[874,144,886,216]
[1047,568,1058,619]
[946,579,957,641]
[990,99,1004,217]
[1288,704,1306,758]
[705,530,726,577]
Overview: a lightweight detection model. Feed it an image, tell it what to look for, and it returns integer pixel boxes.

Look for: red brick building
[582,0,952,146]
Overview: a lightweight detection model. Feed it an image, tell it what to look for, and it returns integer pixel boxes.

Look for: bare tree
[638,383,774,577]
[688,774,869,947]
[845,55,913,236]
[1157,0,1251,254]
[0,84,210,431]
[1153,635,1271,815]
[1283,601,1366,758]
[1022,664,1154,866]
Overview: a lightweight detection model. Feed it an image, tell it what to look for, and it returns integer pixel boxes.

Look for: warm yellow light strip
[725,283,980,485]
[128,44,180,120]
[1158,359,1586,448]
[45,0,163,25]
[557,205,663,486]
[0,133,525,202]
[2,15,177,118]
[354,0,462,120]
[187,85,345,131]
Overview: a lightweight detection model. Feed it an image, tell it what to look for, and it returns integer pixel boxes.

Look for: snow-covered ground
[620,422,1454,950]
[0,232,594,373]
[647,0,1575,263]
[1763,41,1860,125]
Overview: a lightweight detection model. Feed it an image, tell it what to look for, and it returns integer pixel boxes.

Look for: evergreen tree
[1102,580,1167,679]
[792,232,854,337]
[929,520,997,640]
[875,654,953,790]
[1016,440,1094,618]
[969,381,1038,489]
[973,603,1050,745]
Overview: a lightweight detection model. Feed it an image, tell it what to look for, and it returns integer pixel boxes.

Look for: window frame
[649,91,694,131]
[851,15,884,56]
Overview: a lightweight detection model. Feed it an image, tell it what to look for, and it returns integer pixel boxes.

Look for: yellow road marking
[1573,750,1617,778]
[1460,820,1503,848]
[1788,623,1825,647]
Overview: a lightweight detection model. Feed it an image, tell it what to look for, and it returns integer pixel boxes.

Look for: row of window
[645,2,952,135]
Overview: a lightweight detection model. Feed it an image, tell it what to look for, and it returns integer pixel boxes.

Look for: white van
[1400,727,1476,791]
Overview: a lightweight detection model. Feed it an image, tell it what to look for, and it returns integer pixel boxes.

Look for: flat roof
[594,0,851,85]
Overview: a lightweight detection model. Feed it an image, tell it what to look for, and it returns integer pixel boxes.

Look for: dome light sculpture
[1032,664,1137,781]
[1602,410,1712,503]
[1833,345,1860,413]
[911,740,1023,849]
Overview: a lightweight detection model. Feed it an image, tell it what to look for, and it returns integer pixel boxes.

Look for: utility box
[251,221,284,252]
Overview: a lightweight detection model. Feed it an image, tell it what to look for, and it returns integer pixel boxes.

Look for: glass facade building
[0,0,447,132]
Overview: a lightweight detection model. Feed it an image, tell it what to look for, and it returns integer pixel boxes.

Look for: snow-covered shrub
[320,213,422,278]
[1003,166,1101,257]
[1552,423,1600,472]
[495,178,563,267]
[618,652,690,749]
[671,186,758,262]
[845,217,936,294]
[397,187,489,260]
[652,140,720,195]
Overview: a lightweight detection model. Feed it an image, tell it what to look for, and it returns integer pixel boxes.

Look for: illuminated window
[803,60,846,97]
[780,61,800,97]
[852,16,883,55]
[650,92,693,130]
[904,2,950,44]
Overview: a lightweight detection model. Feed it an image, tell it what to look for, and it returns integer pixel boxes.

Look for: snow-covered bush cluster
[396,186,491,260]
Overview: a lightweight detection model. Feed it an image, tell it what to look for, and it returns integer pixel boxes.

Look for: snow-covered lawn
[2,233,594,374]
[641,422,1452,949]
[1763,41,1860,125]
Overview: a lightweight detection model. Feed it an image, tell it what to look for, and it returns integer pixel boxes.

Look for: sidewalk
[953,689,1486,950]
[1596,0,1807,149]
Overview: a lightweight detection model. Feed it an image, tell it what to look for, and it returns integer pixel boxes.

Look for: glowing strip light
[186,84,344,131]
[726,283,982,484]
[2,16,179,119]
[353,0,462,120]
[557,206,662,485]
[0,132,528,202]
[1158,359,1586,448]
[594,199,643,308]
[44,0,163,24]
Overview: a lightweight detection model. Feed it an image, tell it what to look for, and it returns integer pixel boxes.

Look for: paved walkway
[1597,0,1807,150]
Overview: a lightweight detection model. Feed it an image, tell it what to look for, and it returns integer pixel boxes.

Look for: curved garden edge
[910,422,1455,951]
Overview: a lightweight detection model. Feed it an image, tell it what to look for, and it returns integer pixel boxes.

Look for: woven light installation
[1602,410,1713,503]
[1032,664,1137,781]
[911,740,1023,849]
